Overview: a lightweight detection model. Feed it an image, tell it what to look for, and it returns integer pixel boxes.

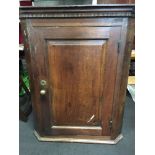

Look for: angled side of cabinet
[20,5,135,144]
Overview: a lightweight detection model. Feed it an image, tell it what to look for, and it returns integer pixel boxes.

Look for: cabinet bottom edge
[33,130,123,144]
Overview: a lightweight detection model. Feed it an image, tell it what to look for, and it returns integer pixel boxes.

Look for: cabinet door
[29,26,121,136]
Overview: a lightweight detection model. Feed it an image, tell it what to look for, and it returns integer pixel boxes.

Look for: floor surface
[19,95,135,155]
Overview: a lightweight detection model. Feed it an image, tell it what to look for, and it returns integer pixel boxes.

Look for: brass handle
[40,89,46,95]
[40,80,47,95]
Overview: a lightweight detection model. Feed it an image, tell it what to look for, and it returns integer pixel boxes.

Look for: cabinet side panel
[21,19,42,133]
[22,20,53,136]
[111,18,135,139]
[101,27,121,136]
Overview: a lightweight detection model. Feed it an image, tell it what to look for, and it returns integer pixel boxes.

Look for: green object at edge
[19,71,30,96]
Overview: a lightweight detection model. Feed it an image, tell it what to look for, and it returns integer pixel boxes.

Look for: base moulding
[34,130,123,144]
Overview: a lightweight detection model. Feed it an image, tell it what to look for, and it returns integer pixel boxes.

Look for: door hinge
[117,41,121,54]
[109,119,113,130]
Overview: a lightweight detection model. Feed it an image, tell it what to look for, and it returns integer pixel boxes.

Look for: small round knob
[40,80,47,86]
[40,89,46,95]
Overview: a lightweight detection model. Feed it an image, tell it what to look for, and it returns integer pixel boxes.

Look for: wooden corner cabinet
[20,4,135,144]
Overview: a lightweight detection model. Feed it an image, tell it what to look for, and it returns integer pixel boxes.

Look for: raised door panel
[48,40,105,126]
[47,40,106,136]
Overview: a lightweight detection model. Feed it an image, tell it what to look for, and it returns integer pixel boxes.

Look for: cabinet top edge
[19,4,135,19]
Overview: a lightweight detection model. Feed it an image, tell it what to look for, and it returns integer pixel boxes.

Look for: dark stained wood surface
[48,40,106,127]
[19,4,135,19]
[20,5,135,141]
[111,18,135,139]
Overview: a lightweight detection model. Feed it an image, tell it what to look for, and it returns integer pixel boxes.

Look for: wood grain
[48,40,106,127]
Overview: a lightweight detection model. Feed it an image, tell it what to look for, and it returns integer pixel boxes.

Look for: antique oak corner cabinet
[19,4,135,144]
